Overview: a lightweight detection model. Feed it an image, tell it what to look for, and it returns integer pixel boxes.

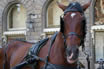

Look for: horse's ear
[82,0,91,11]
[57,1,67,11]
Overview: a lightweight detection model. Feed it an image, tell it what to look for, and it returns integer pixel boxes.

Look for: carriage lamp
[28,13,36,29]
[16,4,21,12]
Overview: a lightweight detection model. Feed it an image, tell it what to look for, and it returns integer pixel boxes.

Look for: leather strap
[44,32,58,69]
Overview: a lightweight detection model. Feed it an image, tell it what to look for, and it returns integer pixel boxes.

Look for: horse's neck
[54,32,65,51]
[49,32,67,65]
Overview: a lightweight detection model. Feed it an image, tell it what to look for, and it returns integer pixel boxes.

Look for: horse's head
[57,1,91,64]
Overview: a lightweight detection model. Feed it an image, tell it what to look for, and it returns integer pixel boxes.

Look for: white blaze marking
[71,13,76,18]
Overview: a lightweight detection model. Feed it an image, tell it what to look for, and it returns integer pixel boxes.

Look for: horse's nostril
[76,49,79,53]
[66,48,72,56]
[69,51,72,56]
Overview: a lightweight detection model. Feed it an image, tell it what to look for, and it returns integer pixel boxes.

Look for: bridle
[64,2,84,14]
[60,2,85,47]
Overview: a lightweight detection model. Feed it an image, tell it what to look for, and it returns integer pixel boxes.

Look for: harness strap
[64,32,82,39]
[48,32,58,56]
[64,2,84,14]
[63,32,84,46]
[44,32,58,69]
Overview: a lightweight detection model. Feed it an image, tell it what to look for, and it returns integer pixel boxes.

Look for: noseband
[61,2,85,46]
[63,32,82,40]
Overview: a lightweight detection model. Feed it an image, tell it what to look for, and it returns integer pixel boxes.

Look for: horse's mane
[60,16,64,33]
[81,17,86,50]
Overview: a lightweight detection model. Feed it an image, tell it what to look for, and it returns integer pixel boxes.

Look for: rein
[44,32,58,69]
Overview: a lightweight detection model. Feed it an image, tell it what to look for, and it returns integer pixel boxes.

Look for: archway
[2,2,27,42]
[42,0,68,37]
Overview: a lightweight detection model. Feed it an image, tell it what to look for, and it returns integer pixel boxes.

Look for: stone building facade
[0,0,103,69]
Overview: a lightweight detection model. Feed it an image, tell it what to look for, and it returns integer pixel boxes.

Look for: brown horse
[5,40,34,69]
[6,1,91,69]
[0,46,5,69]
[0,46,9,69]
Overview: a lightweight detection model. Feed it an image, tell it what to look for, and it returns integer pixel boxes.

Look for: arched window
[43,0,68,37]
[3,3,27,41]
[95,0,104,25]
[7,4,26,30]
[47,0,68,28]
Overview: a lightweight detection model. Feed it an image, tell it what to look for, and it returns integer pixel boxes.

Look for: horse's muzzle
[66,45,79,64]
